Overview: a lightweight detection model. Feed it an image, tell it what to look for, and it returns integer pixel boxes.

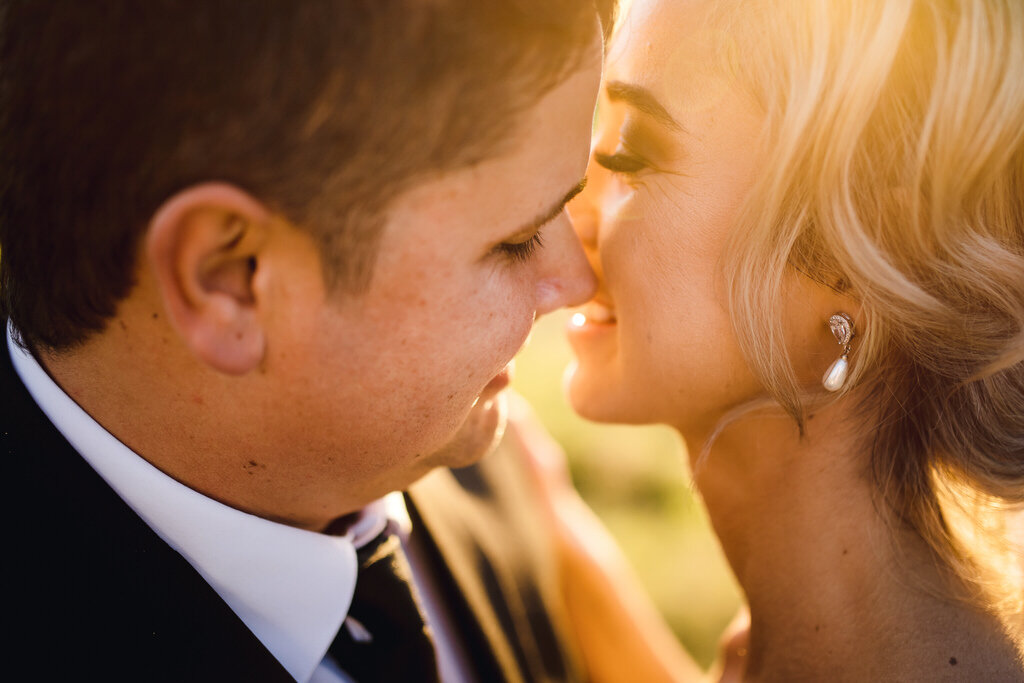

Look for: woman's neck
[686,403,1023,681]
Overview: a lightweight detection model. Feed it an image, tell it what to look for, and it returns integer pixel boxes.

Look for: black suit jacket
[3,339,583,682]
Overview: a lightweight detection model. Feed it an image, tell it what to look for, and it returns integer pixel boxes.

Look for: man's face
[258,48,602,527]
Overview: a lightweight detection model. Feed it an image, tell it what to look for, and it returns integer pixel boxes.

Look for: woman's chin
[563,360,611,422]
[563,360,652,425]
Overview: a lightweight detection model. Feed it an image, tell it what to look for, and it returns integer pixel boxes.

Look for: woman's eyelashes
[595,150,648,175]
[495,230,545,264]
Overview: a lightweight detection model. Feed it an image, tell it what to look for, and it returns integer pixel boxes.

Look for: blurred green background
[511,309,743,670]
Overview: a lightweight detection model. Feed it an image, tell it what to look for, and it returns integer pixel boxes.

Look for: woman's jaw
[563,280,698,430]
[564,298,624,423]
[563,294,674,428]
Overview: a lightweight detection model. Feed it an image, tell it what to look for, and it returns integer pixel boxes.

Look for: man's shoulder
[1,343,291,682]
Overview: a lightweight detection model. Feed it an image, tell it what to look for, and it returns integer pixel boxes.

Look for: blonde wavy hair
[714,0,1024,623]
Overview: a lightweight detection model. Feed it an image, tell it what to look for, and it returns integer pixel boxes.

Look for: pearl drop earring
[822,313,855,392]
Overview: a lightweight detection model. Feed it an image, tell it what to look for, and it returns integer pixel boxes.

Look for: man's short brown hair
[1,1,606,350]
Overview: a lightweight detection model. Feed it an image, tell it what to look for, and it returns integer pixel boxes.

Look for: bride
[527,0,1024,680]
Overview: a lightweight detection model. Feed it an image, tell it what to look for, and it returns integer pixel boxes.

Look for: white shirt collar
[7,323,371,683]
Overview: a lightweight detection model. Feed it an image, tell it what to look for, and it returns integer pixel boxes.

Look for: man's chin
[427,391,508,470]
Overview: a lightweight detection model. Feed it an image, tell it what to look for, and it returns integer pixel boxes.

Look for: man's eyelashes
[495,231,545,263]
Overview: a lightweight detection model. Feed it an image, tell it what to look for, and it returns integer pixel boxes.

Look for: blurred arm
[507,397,705,683]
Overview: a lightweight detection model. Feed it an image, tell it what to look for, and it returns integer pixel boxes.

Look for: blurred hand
[710,606,750,683]
[507,394,577,518]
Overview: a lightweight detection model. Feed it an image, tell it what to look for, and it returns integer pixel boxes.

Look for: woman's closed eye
[595,150,648,175]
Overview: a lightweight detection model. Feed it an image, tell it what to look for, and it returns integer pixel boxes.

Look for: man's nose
[534,212,598,317]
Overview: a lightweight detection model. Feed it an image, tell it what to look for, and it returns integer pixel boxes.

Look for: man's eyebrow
[606,81,683,132]
[523,176,589,232]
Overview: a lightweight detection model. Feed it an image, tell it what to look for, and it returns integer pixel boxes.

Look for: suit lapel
[406,470,525,682]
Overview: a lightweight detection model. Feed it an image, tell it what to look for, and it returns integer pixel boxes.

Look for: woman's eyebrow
[606,80,683,132]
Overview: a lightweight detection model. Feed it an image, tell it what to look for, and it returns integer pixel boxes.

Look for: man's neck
[37,314,365,532]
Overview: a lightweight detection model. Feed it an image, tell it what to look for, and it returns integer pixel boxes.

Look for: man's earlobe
[146,183,270,375]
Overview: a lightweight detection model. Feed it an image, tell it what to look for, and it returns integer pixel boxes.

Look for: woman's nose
[533,212,598,316]
[568,183,600,249]
[567,174,604,285]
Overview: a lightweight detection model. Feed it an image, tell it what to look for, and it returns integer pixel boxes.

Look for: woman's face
[566,0,768,440]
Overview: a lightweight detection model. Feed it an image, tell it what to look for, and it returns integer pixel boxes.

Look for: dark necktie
[328,527,441,682]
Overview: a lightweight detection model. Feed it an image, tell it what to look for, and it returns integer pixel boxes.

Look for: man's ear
[146,182,270,375]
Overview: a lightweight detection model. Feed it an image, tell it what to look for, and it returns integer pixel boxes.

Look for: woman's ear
[785,270,865,387]
[146,182,270,375]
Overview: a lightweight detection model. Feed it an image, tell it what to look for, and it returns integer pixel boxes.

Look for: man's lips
[482,360,515,395]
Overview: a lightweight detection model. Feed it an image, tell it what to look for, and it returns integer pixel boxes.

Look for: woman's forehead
[606,0,745,117]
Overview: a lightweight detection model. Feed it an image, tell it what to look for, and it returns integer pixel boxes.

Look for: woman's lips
[567,301,618,351]
[570,301,617,327]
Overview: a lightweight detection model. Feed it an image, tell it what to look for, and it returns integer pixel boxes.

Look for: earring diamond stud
[823,312,855,392]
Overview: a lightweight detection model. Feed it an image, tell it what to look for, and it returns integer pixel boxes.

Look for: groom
[1,2,610,681]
